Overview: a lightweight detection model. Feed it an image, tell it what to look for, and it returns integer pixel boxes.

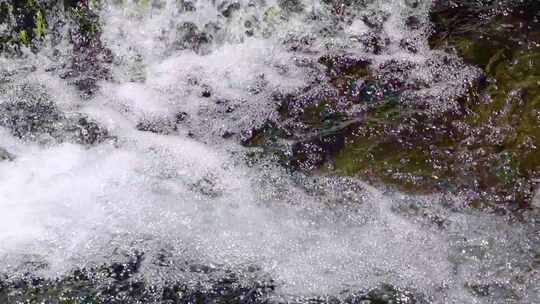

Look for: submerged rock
[0,259,427,304]
[174,22,213,54]
[0,147,14,161]
[136,117,178,135]
[0,83,108,145]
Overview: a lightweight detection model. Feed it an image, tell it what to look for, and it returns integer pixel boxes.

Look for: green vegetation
[0,0,104,54]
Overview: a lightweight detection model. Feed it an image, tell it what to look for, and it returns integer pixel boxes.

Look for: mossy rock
[333,3,540,207]
[0,0,47,53]
[0,0,111,95]
[326,5,540,208]
[243,4,540,209]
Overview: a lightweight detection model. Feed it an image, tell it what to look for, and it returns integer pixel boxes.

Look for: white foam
[0,129,453,295]
[0,1,538,303]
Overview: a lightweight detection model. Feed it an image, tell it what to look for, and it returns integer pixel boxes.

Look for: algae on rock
[242,2,540,210]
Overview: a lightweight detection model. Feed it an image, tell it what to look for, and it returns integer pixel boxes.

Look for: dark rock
[177,0,197,13]
[278,0,304,14]
[357,31,390,55]
[136,118,178,135]
[361,10,390,30]
[219,1,241,18]
[291,141,326,171]
[175,112,188,123]
[0,84,108,145]
[405,15,421,30]
[65,2,113,97]
[0,260,427,304]
[404,0,420,9]
[0,1,112,96]
[174,22,212,54]
[222,130,235,138]
[0,147,15,161]
[201,88,212,98]
[69,116,109,145]
[0,96,63,141]
[400,38,418,54]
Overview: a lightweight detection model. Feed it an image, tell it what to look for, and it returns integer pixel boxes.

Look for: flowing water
[0,1,539,303]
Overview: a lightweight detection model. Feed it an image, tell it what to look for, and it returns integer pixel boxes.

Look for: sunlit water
[0,1,539,303]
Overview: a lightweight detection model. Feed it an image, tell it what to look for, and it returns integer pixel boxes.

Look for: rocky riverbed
[0,1,539,303]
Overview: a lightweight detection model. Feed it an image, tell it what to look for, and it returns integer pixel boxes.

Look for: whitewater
[0,1,538,303]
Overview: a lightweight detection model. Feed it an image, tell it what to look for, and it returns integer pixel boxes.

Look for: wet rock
[219,1,241,18]
[222,130,235,138]
[425,1,540,208]
[0,95,63,141]
[136,118,178,135]
[0,147,14,161]
[65,3,113,97]
[532,185,540,209]
[0,1,112,96]
[318,55,371,79]
[174,22,213,54]
[345,284,428,304]
[278,0,304,14]
[0,259,276,304]
[0,260,427,304]
[291,141,326,171]
[0,0,49,54]
[361,10,390,31]
[200,86,212,98]
[405,15,421,30]
[175,111,188,123]
[404,0,420,9]
[283,34,316,53]
[63,115,108,145]
[177,0,197,13]
[400,38,418,54]
[253,5,539,209]
[246,26,539,209]
[0,84,108,145]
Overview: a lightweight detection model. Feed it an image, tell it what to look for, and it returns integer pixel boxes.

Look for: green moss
[0,0,50,52]
[371,97,401,121]
[0,0,108,54]
[451,37,501,69]
[70,6,101,38]
[33,10,47,39]
[332,132,448,193]
[423,5,540,205]
[327,26,540,204]
[19,30,30,45]
[264,6,282,23]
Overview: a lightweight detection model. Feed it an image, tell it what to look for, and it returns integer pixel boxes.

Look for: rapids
[0,1,538,303]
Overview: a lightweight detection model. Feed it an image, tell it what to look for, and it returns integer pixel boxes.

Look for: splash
[0,1,538,303]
